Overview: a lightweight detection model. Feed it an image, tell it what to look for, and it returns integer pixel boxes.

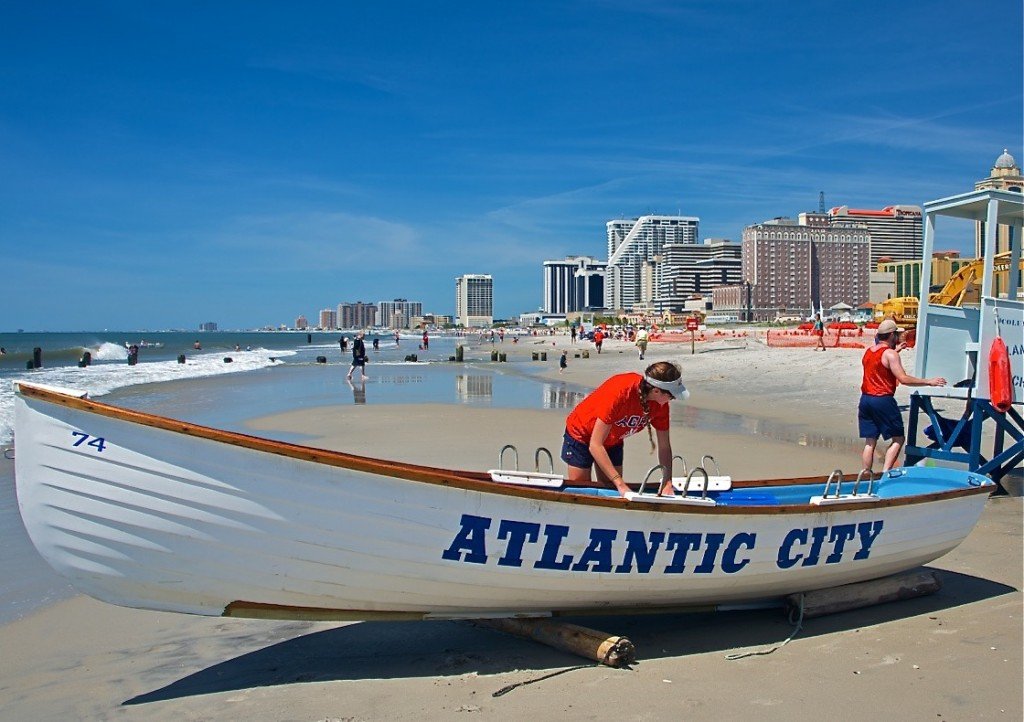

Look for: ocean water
[0,330,515,445]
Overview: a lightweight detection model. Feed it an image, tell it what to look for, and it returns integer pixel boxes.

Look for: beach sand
[1,335,1020,720]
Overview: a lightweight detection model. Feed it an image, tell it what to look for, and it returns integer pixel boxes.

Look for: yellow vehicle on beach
[874,251,1022,327]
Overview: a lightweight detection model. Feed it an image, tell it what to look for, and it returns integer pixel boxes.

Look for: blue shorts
[858,394,905,440]
[561,431,623,470]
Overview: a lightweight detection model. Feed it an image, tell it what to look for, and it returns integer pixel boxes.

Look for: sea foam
[0,348,293,445]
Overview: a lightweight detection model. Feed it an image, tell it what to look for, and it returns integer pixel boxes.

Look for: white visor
[644,375,690,400]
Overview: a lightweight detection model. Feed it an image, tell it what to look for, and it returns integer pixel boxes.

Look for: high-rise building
[294,315,308,330]
[318,308,337,330]
[338,302,376,329]
[455,274,493,328]
[828,205,922,267]
[542,256,606,314]
[378,299,423,329]
[199,321,218,332]
[974,149,1022,256]
[606,215,699,311]
[741,214,870,320]
[657,240,742,311]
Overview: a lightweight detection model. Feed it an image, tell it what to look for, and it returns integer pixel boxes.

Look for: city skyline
[2,2,1021,330]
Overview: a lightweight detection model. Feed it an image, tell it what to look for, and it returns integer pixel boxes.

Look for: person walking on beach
[347,331,368,381]
[859,319,946,472]
[570,325,577,344]
[813,313,826,351]
[635,326,649,360]
[559,350,568,374]
[561,361,688,498]
[593,328,604,354]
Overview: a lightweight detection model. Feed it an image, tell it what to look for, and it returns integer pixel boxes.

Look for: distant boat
[14,382,995,621]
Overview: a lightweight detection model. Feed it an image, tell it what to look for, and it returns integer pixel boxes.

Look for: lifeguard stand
[904,188,1023,489]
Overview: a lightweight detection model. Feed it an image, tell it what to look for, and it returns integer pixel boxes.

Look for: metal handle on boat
[673,454,688,476]
[639,465,667,495]
[498,444,519,471]
[854,468,875,496]
[2,447,12,460]
[700,455,720,477]
[823,469,844,498]
[683,467,710,499]
[534,447,554,474]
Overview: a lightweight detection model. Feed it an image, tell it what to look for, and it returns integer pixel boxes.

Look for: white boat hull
[14,383,993,620]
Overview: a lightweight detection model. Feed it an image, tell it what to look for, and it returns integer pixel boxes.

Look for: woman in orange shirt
[562,361,687,497]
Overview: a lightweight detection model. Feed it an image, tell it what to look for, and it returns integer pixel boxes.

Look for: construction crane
[874,251,1023,326]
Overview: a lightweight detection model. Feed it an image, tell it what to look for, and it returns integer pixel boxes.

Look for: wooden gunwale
[221,599,739,621]
[16,383,993,515]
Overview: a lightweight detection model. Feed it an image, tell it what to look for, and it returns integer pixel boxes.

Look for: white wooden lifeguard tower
[904,188,1023,491]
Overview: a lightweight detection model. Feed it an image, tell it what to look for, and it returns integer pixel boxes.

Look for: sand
[1,334,1020,721]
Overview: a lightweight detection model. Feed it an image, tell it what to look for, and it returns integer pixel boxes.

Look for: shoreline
[2,335,1020,719]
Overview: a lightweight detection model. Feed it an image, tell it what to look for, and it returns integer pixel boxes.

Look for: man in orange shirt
[859,319,946,472]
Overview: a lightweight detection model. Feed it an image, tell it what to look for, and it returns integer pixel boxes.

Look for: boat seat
[809,494,881,506]
[623,492,716,506]
[488,470,565,488]
[670,475,731,492]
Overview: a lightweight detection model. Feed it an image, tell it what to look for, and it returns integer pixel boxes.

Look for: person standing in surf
[346,331,368,381]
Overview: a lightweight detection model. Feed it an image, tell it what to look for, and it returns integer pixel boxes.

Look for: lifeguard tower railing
[905,188,1023,489]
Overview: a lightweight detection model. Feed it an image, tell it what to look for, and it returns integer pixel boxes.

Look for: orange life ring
[989,336,1013,413]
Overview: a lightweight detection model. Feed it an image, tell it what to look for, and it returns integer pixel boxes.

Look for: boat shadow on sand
[123,567,1014,706]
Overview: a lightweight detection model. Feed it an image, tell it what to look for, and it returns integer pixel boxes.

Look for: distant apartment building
[542,256,606,314]
[294,315,308,330]
[877,252,974,300]
[455,274,493,328]
[710,284,753,321]
[378,299,423,329]
[974,149,1022,256]
[199,321,218,331]
[318,308,337,330]
[606,215,699,311]
[657,240,742,312]
[338,302,377,329]
[828,204,922,267]
[741,212,870,320]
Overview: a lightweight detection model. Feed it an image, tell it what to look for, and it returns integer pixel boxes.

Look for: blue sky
[2,1,1021,331]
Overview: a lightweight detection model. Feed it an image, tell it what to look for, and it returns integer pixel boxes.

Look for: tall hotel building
[606,215,699,311]
[455,274,493,328]
[742,213,869,319]
[318,308,338,330]
[974,149,1022,256]
[338,301,377,329]
[378,298,423,329]
[542,256,606,314]
[657,240,742,312]
[828,205,922,267]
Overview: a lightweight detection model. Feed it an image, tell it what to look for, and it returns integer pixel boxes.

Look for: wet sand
[1,334,1020,720]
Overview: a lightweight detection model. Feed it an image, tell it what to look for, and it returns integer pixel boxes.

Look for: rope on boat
[724,593,805,661]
